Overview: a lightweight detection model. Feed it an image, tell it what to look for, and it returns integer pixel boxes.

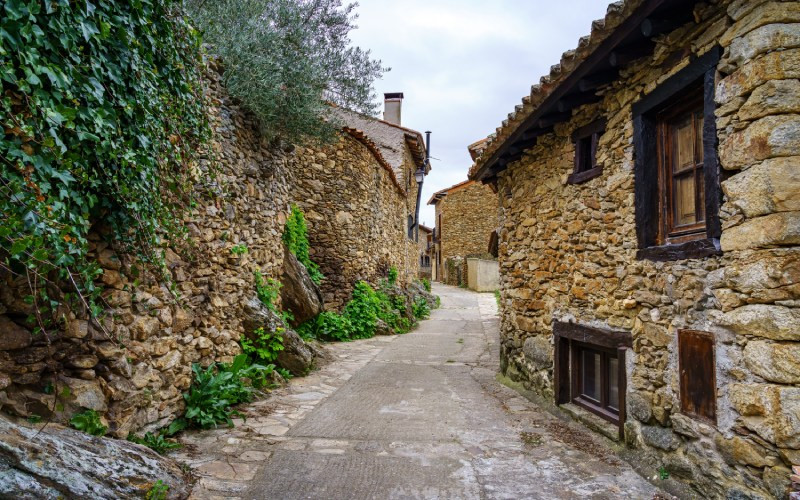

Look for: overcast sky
[348,0,612,226]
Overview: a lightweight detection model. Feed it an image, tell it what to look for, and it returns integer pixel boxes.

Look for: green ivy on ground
[282,205,323,284]
[0,0,209,325]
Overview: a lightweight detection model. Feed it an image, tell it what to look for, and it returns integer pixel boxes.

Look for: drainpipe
[413,131,431,242]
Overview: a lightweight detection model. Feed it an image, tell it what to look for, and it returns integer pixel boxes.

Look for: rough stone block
[722,157,800,217]
[719,115,800,170]
[721,212,800,251]
[640,424,680,451]
[715,435,768,468]
[714,304,800,341]
[717,49,800,103]
[0,317,32,351]
[522,335,552,368]
[743,340,800,383]
[730,383,769,416]
[740,79,800,121]
[720,2,800,47]
[728,23,800,69]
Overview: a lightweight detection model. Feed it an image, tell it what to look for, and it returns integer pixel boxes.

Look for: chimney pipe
[383,92,403,125]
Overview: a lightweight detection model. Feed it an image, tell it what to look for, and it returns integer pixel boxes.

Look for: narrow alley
[180,285,661,499]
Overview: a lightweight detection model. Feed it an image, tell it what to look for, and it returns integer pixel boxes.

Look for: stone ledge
[560,402,620,442]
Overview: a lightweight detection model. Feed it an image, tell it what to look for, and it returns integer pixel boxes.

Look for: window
[407,214,414,239]
[571,342,620,421]
[678,329,716,423]
[553,321,630,438]
[567,119,605,184]
[633,47,722,261]
[659,91,706,244]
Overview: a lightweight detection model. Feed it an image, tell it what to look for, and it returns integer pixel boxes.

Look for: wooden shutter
[678,329,716,423]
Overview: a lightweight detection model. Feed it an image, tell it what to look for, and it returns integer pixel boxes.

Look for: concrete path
[178,284,662,499]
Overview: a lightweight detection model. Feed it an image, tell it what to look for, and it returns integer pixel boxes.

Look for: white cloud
[348,0,613,224]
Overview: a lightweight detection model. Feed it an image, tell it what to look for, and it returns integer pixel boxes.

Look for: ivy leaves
[1,0,209,319]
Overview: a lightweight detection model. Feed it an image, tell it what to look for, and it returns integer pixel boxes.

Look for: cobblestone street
[178,284,662,499]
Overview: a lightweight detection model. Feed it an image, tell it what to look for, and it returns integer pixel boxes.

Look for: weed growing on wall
[69,409,107,436]
[421,278,431,292]
[282,205,323,284]
[388,267,399,286]
[241,326,285,363]
[1,0,209,325]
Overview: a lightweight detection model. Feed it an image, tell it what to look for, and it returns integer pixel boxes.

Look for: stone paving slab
[178,284,665,499]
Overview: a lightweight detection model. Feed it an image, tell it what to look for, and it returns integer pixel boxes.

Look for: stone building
[469,1,800,498]
[290,94,430,310]
[428,178,498,285]
[418,224,433,279]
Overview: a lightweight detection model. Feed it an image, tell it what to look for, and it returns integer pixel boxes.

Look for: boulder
[0,417,189,499]
[281,246,323,327]
[242,297,315,376]
[375,319,394,336]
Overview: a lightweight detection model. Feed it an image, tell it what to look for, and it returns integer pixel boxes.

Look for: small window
[659,92,706,244]
[571,342,620,422]
[567,119,605,184]
[678,329,716,423]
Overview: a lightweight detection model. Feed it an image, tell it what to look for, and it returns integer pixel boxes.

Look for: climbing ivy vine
[0,0,210,325]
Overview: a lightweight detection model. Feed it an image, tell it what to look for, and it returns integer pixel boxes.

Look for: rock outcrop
[242,297,315,376]
[280,245,324,326]
[0,417,189,499]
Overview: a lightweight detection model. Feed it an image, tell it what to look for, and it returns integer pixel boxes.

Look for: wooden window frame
[567,119,606,184]
[678,329,717,424]
[633,47,723,262]
[570,341,620,423]
[553,321,631,439]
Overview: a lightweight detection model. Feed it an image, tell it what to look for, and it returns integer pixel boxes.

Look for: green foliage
[421,278,431,292]
[343,281,380,339]
[297,311,353,342]
[435,296,441,308]
[282,205,323,284]
[387,267,398,286]
[494,289,501,307]
[146,480,170,500]
[276,367,293,380]
[230,244,248,256]
[412,297,430,320]
[241,326,285,363]
[183,354,273,429]
[185,0,386,143]
[26,414,41,424]
[69,409,107,436]
[1,0,209,322]
[128,430,181,455]
[658,466,670,480]
[254,271,281,313]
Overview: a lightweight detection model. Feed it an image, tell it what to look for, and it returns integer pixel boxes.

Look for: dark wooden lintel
[636,238,722,261]
[538,112,572,128]
[553,321,633,349]
[567,165,604,185]
[609,41,656,67]
[556,92,603,113]
[577,70,619,92]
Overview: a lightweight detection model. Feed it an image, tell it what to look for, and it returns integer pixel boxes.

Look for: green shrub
[183,354,273,428]
[297,311,353,341]
[230,244,248,255]
[412,297,431,320]
[388,267,398,286]
[185,0,385,143]
[254,271,281,313]
[69,409,107,436]
[128,431,181,455]
[282,205,323,284]
[421,278,431,292]
[146,480,170,500]
[1,0,210,321]
[344,281,380,339]
[241,326,285,363]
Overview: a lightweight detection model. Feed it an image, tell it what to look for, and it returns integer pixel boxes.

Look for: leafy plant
[69,409,107,436]
[276,367,293,380]
[1,0,209,325]
[282,205,323,284]
[241,326,285,363]
[494,289,501,307]
[421,278,431,292]
[412,297,430,320]
[26,414,41,424]
[254,271,281,313]
[146,480,170,500]
[128,431,181,455]
[388,267,398,286]
[658,466,670,480]
[230,244,248,255]
[344,281,380,339]
[185,0,386,143]
[183,354,272,428]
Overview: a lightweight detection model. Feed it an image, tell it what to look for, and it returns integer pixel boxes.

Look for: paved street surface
[179,284,661,499]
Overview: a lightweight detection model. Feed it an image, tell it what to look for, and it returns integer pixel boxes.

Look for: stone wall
[494,2,799,498]
[0,64,293,437]
[289,127,421,311]
[434,181,497,285]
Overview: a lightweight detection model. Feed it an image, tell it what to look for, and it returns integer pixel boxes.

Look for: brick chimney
[383,92,403,126]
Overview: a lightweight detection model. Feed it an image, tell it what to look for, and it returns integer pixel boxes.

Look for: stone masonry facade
[429,180,498,285]
[0,63,426,436]
[470,1,800,498]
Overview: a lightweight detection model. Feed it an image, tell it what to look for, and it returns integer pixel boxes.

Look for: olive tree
[185,0,387,142]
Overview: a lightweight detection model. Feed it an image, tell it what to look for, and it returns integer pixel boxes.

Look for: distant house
[469,1,800,497]
[428,170,498,285]
[291,93,431,309]
[418,224,433,279]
